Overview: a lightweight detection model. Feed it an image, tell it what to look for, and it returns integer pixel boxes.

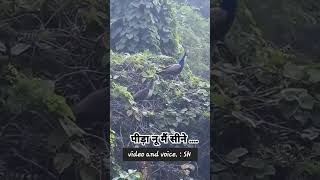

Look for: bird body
[72,88,108,129]
[158,51,187,77]
[134,80,155,101]
[212,0,237,42]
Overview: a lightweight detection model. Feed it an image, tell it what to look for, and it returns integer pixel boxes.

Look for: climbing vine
[111,0,178,56]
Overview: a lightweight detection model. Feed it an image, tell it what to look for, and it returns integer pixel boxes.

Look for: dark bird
[72,88,108,130]
[158,50,188,78]
[134,79,156,101]
[72,88,109,180]
[212,0,238,44]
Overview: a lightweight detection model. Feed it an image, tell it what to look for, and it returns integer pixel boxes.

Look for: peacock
[158,50,188,79]
[72,88,108,131]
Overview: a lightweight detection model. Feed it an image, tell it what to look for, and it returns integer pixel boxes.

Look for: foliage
[6,75,75,121]
[110,52,210,179]
[111,0,178,56]
[0,0,107,179]
[175,0,210,18]
[212,0,320,179]
[111,0,210,78]
[171,0,210,79]
[112,169,143,180]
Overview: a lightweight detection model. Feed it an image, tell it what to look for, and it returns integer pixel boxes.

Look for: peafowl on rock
[212,0,238,58]
[158,50,188,79]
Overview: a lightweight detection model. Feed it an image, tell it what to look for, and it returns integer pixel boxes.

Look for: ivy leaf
[226,147,248,164]
[228,147,249,158]
[241,158,265,169]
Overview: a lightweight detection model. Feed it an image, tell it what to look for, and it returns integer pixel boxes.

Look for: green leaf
[226,147,248,164]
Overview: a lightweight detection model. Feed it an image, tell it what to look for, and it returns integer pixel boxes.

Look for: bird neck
[221,0,237,15]
[149,81,155,90]
[179,53,187,67]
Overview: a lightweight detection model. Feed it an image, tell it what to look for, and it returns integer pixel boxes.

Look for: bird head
[179,49,188,66]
